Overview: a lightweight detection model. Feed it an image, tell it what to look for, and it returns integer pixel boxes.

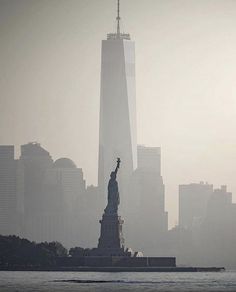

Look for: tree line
[0,235,90,267]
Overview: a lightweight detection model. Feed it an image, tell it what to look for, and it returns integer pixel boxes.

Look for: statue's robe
[105,178,120,214]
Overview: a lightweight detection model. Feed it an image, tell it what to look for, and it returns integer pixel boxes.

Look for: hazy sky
[1,0,236,228]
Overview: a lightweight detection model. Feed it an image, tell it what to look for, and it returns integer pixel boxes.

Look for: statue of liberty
[104,158,121,215]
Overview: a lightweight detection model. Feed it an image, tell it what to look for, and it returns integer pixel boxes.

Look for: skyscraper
[0,146,17,235]
[43,158,86,247]
[199,185,236,267]
[127,145,168,255]
[179,182,213,229]
[98,0,137,202]
[19,142,54,241]
[137,145,161,174]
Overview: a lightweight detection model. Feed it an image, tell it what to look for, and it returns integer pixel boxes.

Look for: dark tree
[0,235,67,267]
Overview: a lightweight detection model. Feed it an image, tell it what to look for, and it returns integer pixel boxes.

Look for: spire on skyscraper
[107,0,130,40]
[99,0,137,198]
[116,0,121,38]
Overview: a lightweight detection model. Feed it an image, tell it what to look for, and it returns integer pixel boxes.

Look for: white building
[98,0,137,207]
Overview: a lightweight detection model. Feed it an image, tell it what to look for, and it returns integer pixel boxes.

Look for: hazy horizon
[1,0,236,228]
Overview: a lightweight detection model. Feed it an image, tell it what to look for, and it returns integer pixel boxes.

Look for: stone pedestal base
[94,213,127,256]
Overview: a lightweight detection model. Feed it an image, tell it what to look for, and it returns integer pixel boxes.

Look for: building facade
[98,2,137,207]
[137,145,161,175]
[179,182,213,229]
[42,158,86,248]
[127,145,168,255]
[0,146,17,235]
[19,142,54,241]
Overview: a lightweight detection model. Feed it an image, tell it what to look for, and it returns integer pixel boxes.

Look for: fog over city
[1,0,236,227]
[1,0,236,268]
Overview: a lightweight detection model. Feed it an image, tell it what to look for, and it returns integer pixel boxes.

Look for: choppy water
[0,271,236,292]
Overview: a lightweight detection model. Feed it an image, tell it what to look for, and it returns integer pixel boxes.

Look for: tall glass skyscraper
[98,0,137,201]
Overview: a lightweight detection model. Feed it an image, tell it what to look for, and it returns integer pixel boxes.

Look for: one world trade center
[98,0,137,205]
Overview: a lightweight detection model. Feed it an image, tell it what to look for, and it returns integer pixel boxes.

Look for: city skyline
[1,140,235,268]
[1,0,236,228]
[1,141,234,231]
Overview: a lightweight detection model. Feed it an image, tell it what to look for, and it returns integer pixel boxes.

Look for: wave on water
[54,279,184,284]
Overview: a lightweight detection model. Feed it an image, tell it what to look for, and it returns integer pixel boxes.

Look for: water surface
[0,271,236,292]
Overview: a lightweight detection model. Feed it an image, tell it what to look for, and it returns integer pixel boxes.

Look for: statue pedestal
[92,213,130,256]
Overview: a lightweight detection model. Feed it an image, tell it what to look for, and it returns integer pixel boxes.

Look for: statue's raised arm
[115,158,121,175]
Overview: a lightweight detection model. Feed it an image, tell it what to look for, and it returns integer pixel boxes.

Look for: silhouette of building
[19,142,54,241]
[166,184,236,268]
[42,158,86,247]
[165,225,193,266]
[0,146,18,235]
[84,185,103,248]
[179,182,213,230]
[127,145,168,255]
[16,143,94,247]
[198,185,236,267]
[98,0,137,205]
[137,145,161,174]
[202,185,234,234]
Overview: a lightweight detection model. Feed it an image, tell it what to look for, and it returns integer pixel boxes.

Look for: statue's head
[110,171,116,180]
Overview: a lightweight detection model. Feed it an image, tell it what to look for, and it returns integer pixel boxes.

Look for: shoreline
[0,266,225,272]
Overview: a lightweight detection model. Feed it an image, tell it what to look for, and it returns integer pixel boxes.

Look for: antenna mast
[116,0,121,38]
[107,0,130,40]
